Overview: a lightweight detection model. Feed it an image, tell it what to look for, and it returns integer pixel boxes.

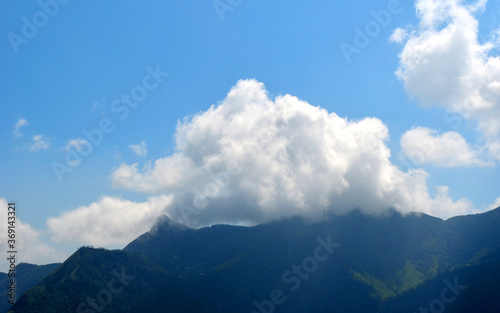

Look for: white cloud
[487,140,500,161]
[13,118,29,137]
[111,79,474,225]
[29,134,50,152]
[89,99,103,113]
[66,138,90,152]
[401,126,490,167]
[0,198,66,272]
[488,196,500,210]
[390,27,409,43]
[129,140,148,157]
[112,154,201,193]
[492,27,500,46]
[47,195,172,246]
[393,0,500,138]
[64,138,91,166]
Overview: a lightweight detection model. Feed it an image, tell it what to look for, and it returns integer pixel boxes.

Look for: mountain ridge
[7,206,500,312]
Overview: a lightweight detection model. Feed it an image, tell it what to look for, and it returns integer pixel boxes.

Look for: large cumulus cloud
[111,79,473,227]
[393,0,500,163]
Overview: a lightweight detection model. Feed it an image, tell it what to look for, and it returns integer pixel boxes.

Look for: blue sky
[1,0,499,268]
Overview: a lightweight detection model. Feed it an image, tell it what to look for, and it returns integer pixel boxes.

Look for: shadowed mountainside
[8,206,500,312]
[0,263,61,313]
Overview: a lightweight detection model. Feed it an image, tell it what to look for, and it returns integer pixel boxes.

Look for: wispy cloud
[88,98,105,114]
[13,118,29,138]
[488,197,500,211]
[129,140,147,157]
[29,134,50,152]
[63,138,91,166]
[65,138,90,152]
[390,27,409,43]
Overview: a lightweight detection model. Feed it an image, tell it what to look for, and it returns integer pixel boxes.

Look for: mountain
[0,263,61,313]
[8,206,500,312]
[8,248,203,313]
[381,253,500,313]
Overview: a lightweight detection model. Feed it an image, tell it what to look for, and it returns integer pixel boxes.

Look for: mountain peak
[123,215,191,253]
[149,215,190,235]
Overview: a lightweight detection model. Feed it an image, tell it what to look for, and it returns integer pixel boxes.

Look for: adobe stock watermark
[51,64,168,182]
[340,0,403,63]
[75,267,135,313]
[7,0,70,54]
[412,277,467,313]
[213,0,244,21]
[250,235,340,313]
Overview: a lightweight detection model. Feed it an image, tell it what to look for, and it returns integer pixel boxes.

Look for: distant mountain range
[0,263,60,313]
[4,206,500,312]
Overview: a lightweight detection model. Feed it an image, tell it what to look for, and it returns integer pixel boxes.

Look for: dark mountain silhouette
[0,263,61,313]
[7,206,500,312]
